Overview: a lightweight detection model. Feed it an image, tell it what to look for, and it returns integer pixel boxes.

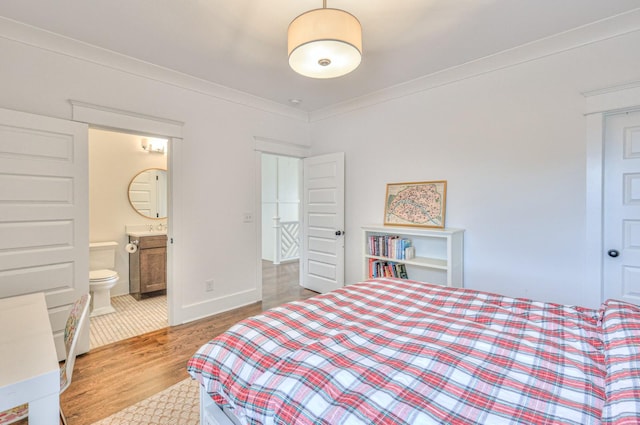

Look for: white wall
[0,24,309,323]
[89,128,167,296]
[310,30,640,308]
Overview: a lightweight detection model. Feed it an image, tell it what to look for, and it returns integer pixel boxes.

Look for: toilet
[89,241,120,317]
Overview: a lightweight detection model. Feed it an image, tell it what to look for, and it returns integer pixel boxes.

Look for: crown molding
[2,8,639,125]
[310,8,640,122]
[0,16,310,123]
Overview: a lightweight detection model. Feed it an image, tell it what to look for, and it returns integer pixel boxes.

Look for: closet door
[603,109,640,304]
[0,107,89,360]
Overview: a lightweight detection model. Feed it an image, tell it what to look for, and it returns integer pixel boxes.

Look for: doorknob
[608,249,620,258]
[335,230,343,236]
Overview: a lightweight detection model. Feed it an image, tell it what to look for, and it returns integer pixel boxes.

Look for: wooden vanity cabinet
[129,234,167,299]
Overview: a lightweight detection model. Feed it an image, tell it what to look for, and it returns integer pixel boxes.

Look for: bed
[187,278,640,424]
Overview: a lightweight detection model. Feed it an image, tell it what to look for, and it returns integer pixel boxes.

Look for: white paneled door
[0,108,89,360]
[301,152,345,293]
[604,109,640,304]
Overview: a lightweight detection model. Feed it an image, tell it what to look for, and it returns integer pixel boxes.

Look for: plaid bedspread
[187,278,640,424]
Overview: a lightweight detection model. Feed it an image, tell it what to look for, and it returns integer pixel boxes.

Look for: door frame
[584,83,640,304]
[253,137,311,299]
[70,101,185,325]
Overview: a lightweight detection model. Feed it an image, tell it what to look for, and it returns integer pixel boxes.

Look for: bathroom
[88,128,168,347]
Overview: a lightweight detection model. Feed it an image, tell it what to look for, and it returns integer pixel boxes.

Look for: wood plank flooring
[59,260,315,425]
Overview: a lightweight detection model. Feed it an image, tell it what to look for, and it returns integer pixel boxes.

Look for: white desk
[0,293,60,424]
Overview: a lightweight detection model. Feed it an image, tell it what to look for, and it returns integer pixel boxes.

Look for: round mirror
[128,168,167,219]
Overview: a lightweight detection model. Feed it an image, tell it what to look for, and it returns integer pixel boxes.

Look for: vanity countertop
[126,223,167,238]
[127,231,167,238]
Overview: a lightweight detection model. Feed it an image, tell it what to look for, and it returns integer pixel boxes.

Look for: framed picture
[384,180,447,228]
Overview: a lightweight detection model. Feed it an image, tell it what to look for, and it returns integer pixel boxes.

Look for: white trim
[254,136,311,157]
[71,101,185,325]
[254,151,264,303]
[181,288,261,324]
[584,82,640,304]
[253,137,309,301]
[583,80,640,98]
[70,100,184,137]
[584,84,640,115]
[312,8,640,122]
[5,9,639,123]
[167,137,183,325]
[0,16,308,122]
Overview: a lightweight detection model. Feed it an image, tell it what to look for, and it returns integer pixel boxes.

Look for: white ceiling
[1,0,639,111]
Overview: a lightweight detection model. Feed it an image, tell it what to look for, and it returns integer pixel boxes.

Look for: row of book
[367,235,415,260]
[368,259,409,279]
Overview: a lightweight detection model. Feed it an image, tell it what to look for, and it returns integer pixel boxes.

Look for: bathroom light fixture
[141,137,168,154]
[288,0,362,79]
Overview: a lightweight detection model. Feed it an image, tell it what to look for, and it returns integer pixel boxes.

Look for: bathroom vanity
[129,234,167,299]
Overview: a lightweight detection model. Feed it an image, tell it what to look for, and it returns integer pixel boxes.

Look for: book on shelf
[368,258,409,280]
[404,246,415,260]
[367,235,412,260]
[397,263,409,279]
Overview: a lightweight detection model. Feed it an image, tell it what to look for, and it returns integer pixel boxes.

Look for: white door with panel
[604,109,640,304]
[301,152,345,293]
[0,108,89,360]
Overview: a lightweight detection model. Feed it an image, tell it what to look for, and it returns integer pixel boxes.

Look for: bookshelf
[362,225,464,287]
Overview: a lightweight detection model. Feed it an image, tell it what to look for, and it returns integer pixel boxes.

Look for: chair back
[61,293,91,393]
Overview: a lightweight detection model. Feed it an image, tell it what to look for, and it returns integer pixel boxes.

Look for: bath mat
[90,294,168,349]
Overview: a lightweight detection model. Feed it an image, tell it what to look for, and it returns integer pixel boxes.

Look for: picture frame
[384,180,447,228]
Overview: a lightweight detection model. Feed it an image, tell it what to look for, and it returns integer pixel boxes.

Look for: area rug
[92,378,199,424]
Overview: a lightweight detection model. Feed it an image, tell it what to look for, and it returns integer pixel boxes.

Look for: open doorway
[260,153,307,308]
[88,128,169,348]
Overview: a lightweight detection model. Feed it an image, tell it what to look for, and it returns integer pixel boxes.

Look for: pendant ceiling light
[288,0,362,79]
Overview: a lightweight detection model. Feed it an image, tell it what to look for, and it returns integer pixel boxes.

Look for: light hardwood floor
[58,260,315,425]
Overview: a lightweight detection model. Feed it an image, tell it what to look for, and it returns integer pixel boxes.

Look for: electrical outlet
[243,212,254,223]
[205,279,214,292]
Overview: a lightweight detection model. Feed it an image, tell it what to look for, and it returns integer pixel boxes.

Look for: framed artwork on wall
[384,180,447,228]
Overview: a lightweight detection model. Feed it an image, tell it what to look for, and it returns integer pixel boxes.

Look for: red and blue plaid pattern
[188,279,637,424]
[600,300,640,424]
